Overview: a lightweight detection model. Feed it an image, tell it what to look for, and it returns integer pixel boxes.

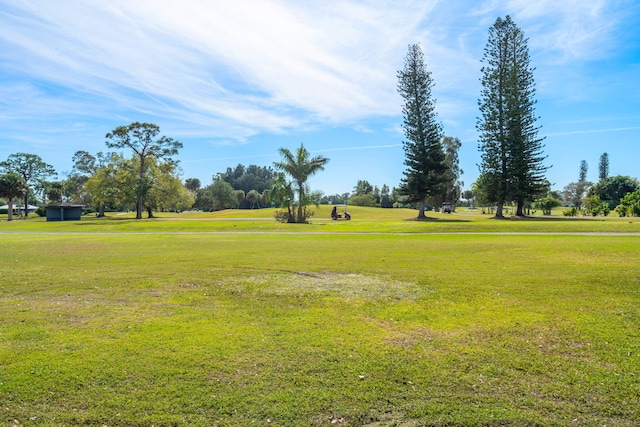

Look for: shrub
[274,210,291,223]
[583,195,603,216]
[616,189,640,217]
[534,196,561,216]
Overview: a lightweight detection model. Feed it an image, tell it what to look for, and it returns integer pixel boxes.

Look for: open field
[1,209,639,426]
[1,206,640,234]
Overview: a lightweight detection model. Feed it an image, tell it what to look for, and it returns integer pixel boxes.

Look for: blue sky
[1,0,638,195]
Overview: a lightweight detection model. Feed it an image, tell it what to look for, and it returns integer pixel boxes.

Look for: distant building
[45,203,85,221]
[0,204,38,214]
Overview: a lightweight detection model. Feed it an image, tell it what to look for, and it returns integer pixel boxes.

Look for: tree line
[560,154,640,217]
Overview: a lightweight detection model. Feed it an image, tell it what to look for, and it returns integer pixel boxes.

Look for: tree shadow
[404,217,470,223]
[505,215,602,222]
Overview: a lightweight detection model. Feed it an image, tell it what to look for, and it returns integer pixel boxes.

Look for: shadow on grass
[404,217,471,223]
[77,216,143,224]
[506,215,608,222]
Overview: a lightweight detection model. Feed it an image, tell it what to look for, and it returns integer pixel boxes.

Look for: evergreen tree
[599,152,609,181]
[579,160,588,182]
[562,160,592,209]
[439,136,464,211]
[397,43,448,218]
[477,16,548,217]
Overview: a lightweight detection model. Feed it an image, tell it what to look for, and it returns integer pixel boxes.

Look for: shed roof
[46,203,85,208]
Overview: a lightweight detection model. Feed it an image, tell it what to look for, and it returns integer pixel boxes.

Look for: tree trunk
[516,199,526,217]
[495,203,504,218]
[23,193,29,217]
[135,196,142,219]
[137,158,145,219]
[417,200,427,219]
[97,204,105,217]
[147,206,154,218]
[7,197,14,221]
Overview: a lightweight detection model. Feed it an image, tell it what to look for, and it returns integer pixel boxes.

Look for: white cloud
[0,0,445,143]
[0,0,634,156]
[503,0,620,61]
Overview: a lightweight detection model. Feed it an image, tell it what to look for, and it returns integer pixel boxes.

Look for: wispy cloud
[3,0,624,144]
[545,126,640,137]
[1,0,637,193]
[503,0,623,61]
[0,0,441,144]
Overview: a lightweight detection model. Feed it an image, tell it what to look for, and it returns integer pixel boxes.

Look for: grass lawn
[1,205,639,233]
[1,210,639,426]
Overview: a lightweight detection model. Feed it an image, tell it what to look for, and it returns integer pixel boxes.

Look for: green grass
[1,211,639,426]
[1,205,639,234]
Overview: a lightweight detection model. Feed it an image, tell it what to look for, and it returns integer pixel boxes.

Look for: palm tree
[235,190,245,209]
[270,173,294,222]
[246,189,260,209]
[0,173,27,221]
[274,144,328,223]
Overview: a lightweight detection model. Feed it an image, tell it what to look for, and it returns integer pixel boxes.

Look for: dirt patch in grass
[231,272,426,301]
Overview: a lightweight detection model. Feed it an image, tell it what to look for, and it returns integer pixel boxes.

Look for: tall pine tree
[599,152,609,180]
[477,16,547,217]
[397,43,448,218]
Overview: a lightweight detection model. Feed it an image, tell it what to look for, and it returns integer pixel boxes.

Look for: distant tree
[477,16,547,217]
[578,160,588,182]
[71,150,116,215]
[45,181,65,202]
[616,189,640,217]
[0,153,56,217]
[273,143,328,223]
[397,43,448,218]
[270,173,295,221]
[235,190,245,209]
[583,194,609,216]
[199,176,237,211]
[562,160,593,209]
[462,189,475,208]
[184,178,201,192]
[561,182,581,208]
[105,122,182,219]
[549,189,562,201]
[223,164,275,194]
[0,172,27,221]
[471,174,493,214]
[587,175,639,210]
[349,193,377,207]
[599,152,609,181]
[321,193,350,205]
[72,150,112,176]
[436,136,463,211]
[380,184,393,208]
[246,189,260,209]
[353,180,374,196]
[261,189,270,208]
[63,174,89,205]
[534,195,562,215]
[84,154,127,215]
[144,162,194,215]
